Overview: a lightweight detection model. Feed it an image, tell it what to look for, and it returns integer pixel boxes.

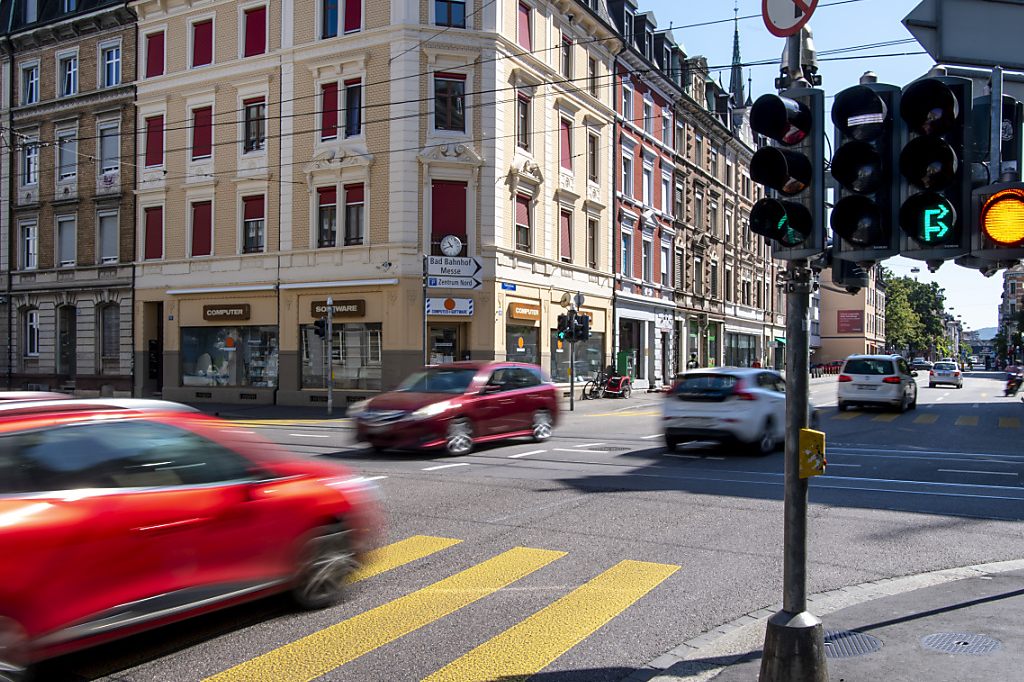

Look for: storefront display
[505,325,539,365]
[301,322,382,390]
[180,326,278,387]
[725,332,758,367]
[550,331,604,383]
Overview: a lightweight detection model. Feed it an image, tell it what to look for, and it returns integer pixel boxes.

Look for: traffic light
[313,317,327,338]
[830,83,902,263]
[898,76,974,265]
[557,313,570,341]
[971,182,1024,260]
[748,87,826,260]
[574,314,591,342]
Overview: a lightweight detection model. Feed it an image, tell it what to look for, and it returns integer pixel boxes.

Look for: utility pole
[568,307,576,413]
[326,296,334,416]
[422,255,429,366]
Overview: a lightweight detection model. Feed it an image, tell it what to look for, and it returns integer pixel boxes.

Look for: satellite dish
[559,292,573,308]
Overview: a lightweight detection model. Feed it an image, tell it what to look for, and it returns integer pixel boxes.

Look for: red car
[350,361,560,455]
[0,401,382,678]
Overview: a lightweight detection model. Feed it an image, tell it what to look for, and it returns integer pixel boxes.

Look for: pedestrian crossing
[203,535,678,682]
[830,411,1020,427]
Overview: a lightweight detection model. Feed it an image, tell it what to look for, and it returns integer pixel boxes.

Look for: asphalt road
[41,371,1024,681]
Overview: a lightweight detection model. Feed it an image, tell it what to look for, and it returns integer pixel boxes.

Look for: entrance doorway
[57,305,76,377]
[142,302,164,396]
[428,324,465,365]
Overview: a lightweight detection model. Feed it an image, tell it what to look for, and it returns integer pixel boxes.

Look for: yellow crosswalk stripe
[832,411,862,420]
[204,547,566,682]
[424,559,679,682]
[346,535,461,584]
[871,413,900,422]
[914,413,939,424]
[998,417,1021,429]
[955,415,979,426]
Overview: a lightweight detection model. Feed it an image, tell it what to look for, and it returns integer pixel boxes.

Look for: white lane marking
[508,449,547,459]
[665,454,701,459]
[348,475,388,483]
[289,433,331,438]
[575,442,606,448]
[642,434,663,440]
[553,448,608,454]
[829,445,1023,459]
[938,469,1017,477]
[826,463,861,468]
[706,456,725,460]
[422,463,471,471]
[228,429,256,434]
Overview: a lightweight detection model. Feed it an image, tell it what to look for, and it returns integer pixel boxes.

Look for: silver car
[929,361,964,388]
[837,354,919,412]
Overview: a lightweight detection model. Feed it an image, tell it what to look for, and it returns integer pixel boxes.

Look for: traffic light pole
[326,297,334,416]
[569,308,576,413]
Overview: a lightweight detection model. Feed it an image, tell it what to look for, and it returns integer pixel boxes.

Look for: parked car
[0,402,382,677]
[838,354,919,412]
[929,361,964,388]
[662,368,809,455]
[0,391,71,403]
[910,358,933,371]
[350,362,560,455]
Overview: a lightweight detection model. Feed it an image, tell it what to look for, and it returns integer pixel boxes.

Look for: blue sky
[639,0,1004,330]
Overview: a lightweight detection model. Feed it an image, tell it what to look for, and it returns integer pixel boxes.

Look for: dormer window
[623,8,634,46]
[62,0,76,11]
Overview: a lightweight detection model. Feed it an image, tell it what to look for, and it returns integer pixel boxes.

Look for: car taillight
[732,380,756,401]
[954,371,961,376]
[929,370,935,375]
[882,376,902,384]
[838,374,853,382]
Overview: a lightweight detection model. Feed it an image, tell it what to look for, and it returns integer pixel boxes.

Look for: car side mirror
[481,384,502,394]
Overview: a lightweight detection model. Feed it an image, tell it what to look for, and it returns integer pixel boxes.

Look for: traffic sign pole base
[758,610,829,682]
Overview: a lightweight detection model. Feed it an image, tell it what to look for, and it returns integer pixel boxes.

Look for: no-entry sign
[763,0,819,37]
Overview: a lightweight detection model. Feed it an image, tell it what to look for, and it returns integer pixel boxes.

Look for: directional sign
[762,0,818,38]
[905,0,1024,71]
[923,204,951,241]
[427,255,482,278]
[427,275,481,290]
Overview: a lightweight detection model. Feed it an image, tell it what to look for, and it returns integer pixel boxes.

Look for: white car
[837,354,918,412]
[663,368,794,456]
[929,361,964,388]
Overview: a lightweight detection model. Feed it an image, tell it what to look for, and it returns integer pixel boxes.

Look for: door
[504,366,545,431]
[757,372,788,439]
[57,305,76,377]
[473,367,518,435]
[428,325,461,365]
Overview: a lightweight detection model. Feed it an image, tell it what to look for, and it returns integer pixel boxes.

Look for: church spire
[728,1,745,107]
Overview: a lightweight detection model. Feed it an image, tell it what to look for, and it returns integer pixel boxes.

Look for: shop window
[243,6,267,57]
[550,330,603,383]
[192,19,213,67]
[192,106,212,159]
[436,0,466,28]
[344,79,362,137]
[191,201,212,257]
[144,115,163,167]
[321,82,338,139]
[318,186,337,247]
[515,194,531,252]
[344,183,364,245]
[505,326,539,365]
[301,322,381,391]
[242,195,265,253]
[145,31,164,78]
[243,97,266,152]
[434,73,465,132]
[431,180,466,255]
[181,326,278,388]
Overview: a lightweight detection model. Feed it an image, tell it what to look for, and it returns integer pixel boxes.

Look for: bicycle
[582,371,607,400]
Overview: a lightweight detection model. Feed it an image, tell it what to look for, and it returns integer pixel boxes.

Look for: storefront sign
[508,302,541,321]
[426,297,474,316]
[837,310,864,334]
[203,304,251,321]
[311,300,366,318]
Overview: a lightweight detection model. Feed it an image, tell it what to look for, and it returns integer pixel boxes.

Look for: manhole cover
[921,632,1001,655]
[823,630,884,658]
[598,446,631,452]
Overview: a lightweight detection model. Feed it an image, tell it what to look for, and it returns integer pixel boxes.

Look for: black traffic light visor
[830,140,884,194]
[831,194,884,247]
[899,136,958,190]
[750,198,812,247]
[899,191,957,245]
[750,94,811,145]
[901,78,959,136]
[832,86,888,142]
[750,147,811,196]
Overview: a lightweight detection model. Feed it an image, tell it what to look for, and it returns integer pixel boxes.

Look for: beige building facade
[817,265,887,364]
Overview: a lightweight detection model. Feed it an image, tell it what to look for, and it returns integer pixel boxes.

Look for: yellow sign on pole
[798,428,826,478]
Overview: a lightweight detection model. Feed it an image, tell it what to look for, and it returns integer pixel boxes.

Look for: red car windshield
[396,368,478,394]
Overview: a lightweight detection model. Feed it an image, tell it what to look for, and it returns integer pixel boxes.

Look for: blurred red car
[0,401,382,677]
[350,361,560,455]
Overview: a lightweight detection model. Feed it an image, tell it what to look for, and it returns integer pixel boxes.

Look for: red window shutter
[515,194,530,226]
[318,186,336,206]
[518,3,531,50]
[192,20,213,67]
[560,211,571,259]
[145,115,163,167]
[321,82,338,139]
[191,201,212,256]
[560,118,572,170]
[244,6,266,57]
[343,0,361,33]
[243,195,264,220]
[192,107,212,159]
[144,207,163,260]
[345,183,364,204]
[145,31,164,78]
[431,180,467,244]
[434,72,466,81]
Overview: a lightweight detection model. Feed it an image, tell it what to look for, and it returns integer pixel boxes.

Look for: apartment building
[998,262,1024,335]
[817,265,887,363]
[1,0,135,395]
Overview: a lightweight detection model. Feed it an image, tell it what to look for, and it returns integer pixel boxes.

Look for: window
[662,113,671,146]
[57,130,77,180]
[190,201,212,257]
[436,0,466,28]
[725,211,733,241]
[623,7,634,45]
[344,79,362,137]
[242,195,265,253]
[98,212,118,263]
[317,187,337,247]
[587,217,598,268]
[321,82,338,139]
[100,305,120,360]
[675,247,684,290]
[243,97,266,152]
[24,310,40,357]
[560,35,572,79]
[192,107,213,159]
[661,176,671,215]
[21,64,38,104]
[182,327,278,388]
[726,162,734,188]
[24,0,37,23]
[674,182,684,219]
[622,84,633,118]
[642,239,652,281]
[518,2,531,50]
[59,54,77,96]
[710,201,719,235]
[322,0,339,37]
[516,94,530,149]
[621,153,633,198]
[693,256,703,295]
[620,229,633,278]
[20,222,37,270]
[57,216,76,266]
[587,133,599,182]
[144,206,163,260]
[643,101,653,134]
[344,0,361,32]
[144,115,163,167]
[62,0,76,11]
[694,135,703,166]
[344,183,365,245]
[302,323,381,391]
[642,164,653,206]
[710,261,719,299]
[243,6,267,57]
[431,180,466,255]
[99,43,121,88]
[192,19,213,67]
[434,74,465,131]
[22,140,38,185]
[588,57,598,96]
[725,267,732,302]
[661,245,671,287]
[515,194,531,252]
[560,210,572,263]
[145,31,164,78]
[694,190,704,228]
[559,118,572,171]
[99,123,119,173]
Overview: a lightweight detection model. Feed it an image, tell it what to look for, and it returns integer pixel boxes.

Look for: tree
[883,275,947,356]
[884,284,924,353]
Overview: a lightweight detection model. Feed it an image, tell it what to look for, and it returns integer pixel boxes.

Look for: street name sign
[426,255,482,278]
[762,0,819,38]
[905,0,1024,70]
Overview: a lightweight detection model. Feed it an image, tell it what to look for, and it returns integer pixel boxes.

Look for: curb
[625,557,1024,682]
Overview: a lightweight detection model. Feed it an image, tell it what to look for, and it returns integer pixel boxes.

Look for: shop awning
[775,337,787,344]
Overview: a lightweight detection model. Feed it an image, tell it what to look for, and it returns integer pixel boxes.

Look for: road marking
[575,442,606,448]
[288,433,331,438]
[955,416,979,426]
[347,535,461,584]
[553,448,610,454]
[938,469,1017,477]
[346,475,388,485]
[706,456,725,460]
[642,434,663,440]
[832,412,862,420]
[424,560,679,682]
[587,411,659,417]
[422,463,471,471]
[509,449,546,458]
[914,413,939,424]
[665,454,701,459]
[871,413,899,422]
[999,417,1021,428]
[205,547,565,682]
[826,463,861,468]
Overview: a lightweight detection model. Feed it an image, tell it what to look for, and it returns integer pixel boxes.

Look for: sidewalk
[630,560,1024,682]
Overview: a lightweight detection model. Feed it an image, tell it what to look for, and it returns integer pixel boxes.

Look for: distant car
[929,361,964,388]
[0,402,382,678]
[662,368,813,455]
[910,358,933,371]
[838,354,918,412]
[350,362,560,455]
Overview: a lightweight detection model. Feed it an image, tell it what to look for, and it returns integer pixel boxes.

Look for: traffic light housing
[898,76,974,266]
[557,313,570,341]
[971,182,1024,260]
[748,87,826,260]
[313,317,327,338]
[574,313,591,342]
[830,83,902,264]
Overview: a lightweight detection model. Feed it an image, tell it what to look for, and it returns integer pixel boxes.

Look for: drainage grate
[823,630,884,658]
[921,632,1002,655]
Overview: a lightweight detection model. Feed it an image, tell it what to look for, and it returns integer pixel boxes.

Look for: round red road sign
[762,0,819,38]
